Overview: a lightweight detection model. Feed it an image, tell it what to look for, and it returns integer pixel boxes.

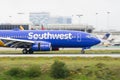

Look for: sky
[0,0,120,31]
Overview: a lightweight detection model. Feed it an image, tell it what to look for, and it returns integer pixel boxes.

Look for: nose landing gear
[81,47,90,54]
[81,48,85,54]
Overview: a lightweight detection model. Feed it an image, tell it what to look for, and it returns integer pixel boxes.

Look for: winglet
[19,26,24,30]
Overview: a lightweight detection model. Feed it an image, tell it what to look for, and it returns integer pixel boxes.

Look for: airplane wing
[0,37,34,48]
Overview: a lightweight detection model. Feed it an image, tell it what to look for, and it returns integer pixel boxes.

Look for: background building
[47,24,93,33]
[49,16,72,24]
[29,12,50,26]
[0,12,94,33]
[29,12,94,33]
[30,24,94,33]
[29,12,72,26]
[0,24,29,30]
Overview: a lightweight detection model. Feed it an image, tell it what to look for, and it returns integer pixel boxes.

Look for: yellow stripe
[0,40,5,46]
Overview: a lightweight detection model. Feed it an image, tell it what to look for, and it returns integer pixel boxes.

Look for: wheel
[22,49,28,54]
[81,49,85,54]
[28,49,34,54]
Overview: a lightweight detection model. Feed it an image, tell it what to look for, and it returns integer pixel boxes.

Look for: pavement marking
[0,54,120,57]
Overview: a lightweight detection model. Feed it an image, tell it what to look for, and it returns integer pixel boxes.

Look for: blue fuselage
[0,30,100,48]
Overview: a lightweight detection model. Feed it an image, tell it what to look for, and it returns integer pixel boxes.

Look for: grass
[0,57,119,80]
[0,49,120,54]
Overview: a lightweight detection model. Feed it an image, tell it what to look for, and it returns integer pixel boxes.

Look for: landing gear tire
[22,49,34,54]
[22,49,28,54]
[28,49,33,54]
[81,49,85,54]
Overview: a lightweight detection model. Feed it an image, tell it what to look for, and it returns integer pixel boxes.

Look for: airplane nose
[94,38,101,45]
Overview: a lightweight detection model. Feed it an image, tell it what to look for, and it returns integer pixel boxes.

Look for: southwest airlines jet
[0,29,101,54]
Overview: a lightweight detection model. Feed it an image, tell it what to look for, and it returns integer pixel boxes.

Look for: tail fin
[0,40,5,46]
[102,33,110,40]
[19,26,24,30]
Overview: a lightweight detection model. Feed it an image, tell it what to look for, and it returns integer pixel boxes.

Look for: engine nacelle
[31,42,51,51]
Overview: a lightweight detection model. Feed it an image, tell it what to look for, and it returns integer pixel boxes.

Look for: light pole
[76,14,83,24]
[96,13,98,28]
[107,11,110,29]
[8,16,12,23]
[17,13,24,22]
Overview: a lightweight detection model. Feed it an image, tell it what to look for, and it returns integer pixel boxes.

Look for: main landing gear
[81,48,85,54]
[22,48,33,54]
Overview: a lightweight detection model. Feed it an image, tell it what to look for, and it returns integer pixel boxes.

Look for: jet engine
[31,42,51,51]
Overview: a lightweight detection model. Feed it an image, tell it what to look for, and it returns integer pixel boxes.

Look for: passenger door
[77,33,81,42]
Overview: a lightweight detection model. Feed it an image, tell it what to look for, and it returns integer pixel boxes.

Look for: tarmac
[0,46,120,57]
[0,54,120,57]
[0,46,120,51]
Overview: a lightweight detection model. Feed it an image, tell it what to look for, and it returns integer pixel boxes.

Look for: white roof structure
[30,24,94,33]
[46,24,94,31]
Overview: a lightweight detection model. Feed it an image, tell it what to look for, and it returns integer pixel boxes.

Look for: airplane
[98,33,120,47]
[96,33,111,47]
[102,32,110,40]
[105,37,120,46]
[0,29,101,54]
[112,40,120,46]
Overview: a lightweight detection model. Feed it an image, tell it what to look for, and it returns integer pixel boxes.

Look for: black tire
[28,49,34,54]
[22,49,28,54]
[81,50,85,54]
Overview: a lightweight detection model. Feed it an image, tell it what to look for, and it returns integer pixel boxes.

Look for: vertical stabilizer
[19,26,24,30]
[102,33,110,40]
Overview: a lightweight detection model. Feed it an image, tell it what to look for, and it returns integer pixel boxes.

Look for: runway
[0,54,120,57]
